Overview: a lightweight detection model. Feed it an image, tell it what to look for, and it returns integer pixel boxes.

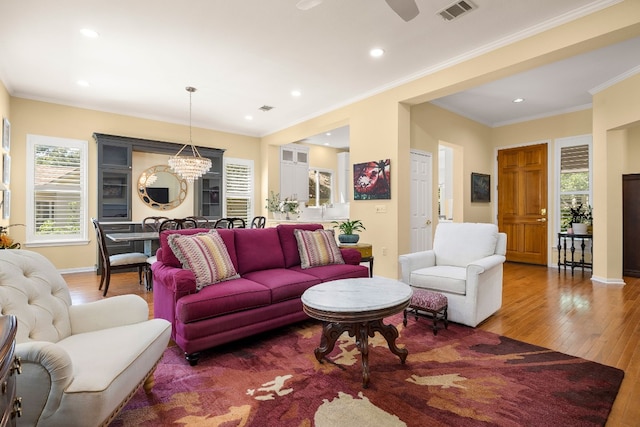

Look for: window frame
[307,167,334,207]
[26,134,89,246]
[223,157,254,222]
[555,134,592,233]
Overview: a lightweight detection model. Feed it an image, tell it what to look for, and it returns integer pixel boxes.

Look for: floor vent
[437,0,476,21]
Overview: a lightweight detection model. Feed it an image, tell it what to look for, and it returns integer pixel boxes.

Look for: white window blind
[27,135,88,245]
[556,136,592,232]
[224,158,253,222]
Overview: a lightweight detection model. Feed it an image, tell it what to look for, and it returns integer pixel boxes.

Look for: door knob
[425,220,432,225]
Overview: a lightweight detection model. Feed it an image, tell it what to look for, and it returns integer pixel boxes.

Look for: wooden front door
[498,144,548,265]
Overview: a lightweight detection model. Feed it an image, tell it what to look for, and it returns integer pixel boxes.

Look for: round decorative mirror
[137,165,188,210]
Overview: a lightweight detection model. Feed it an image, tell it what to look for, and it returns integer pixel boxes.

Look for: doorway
[497,143,548,265]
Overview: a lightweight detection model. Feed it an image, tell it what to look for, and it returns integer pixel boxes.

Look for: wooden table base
[314,319,408,388]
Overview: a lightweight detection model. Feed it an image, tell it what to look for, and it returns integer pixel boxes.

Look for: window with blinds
[26,135,88,244]
[557,139,591,232]
[224,159,253,222]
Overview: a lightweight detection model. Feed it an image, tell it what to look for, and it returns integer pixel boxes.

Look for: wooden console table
[557,232,593,274]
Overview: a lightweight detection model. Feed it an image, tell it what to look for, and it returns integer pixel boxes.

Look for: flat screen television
[146,187,169,204]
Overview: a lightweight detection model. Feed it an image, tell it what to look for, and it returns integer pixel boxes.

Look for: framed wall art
[2,118,9,152]
[353,159,391,200]
[2,154,10,185]
[471,172,490,202]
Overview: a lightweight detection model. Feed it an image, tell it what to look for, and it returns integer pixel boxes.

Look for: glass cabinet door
[99,169,131,220]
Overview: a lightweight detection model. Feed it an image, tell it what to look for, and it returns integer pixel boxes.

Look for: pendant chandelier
[168,86,212,183]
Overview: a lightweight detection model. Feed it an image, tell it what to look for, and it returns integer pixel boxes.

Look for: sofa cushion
[294,229,344,269]
[242,268,321,303]
[175,277,271,323]
[409,265,467,295]
[160,228,237,270]
[434,223,498,267]
[277,223,324,267]
[168,231,240,290]
[290,264,369,281]
[234,228,285,275]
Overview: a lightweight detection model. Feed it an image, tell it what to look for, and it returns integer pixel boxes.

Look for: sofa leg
[186,352,200,366]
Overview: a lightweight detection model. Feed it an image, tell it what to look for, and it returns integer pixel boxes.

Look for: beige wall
[592,72,640,283]
[8,97,260,271]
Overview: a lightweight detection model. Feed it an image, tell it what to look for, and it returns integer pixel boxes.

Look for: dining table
[105,231,160,256]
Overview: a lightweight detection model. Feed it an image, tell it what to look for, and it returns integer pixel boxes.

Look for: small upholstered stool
[403,289,448,335]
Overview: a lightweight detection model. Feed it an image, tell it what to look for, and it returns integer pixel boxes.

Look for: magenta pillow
[294,229,345,269]
[234,228,285,274]
[167,231,239,290]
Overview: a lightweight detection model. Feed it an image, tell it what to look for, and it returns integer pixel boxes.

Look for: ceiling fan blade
[384,0,419,22]
[296,0,323,11]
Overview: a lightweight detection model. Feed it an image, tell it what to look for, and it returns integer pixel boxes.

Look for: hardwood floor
[63,262,640,426]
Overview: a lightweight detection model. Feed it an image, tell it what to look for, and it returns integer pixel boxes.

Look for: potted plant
[569,203,592,234]
[0,224,24,249]
[265,191,282,219]
[331,219,366,244]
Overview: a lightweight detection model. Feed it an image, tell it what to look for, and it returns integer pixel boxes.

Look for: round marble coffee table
[301,277,413,388]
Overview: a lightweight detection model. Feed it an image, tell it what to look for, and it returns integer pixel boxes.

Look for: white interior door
[410,150,433,252]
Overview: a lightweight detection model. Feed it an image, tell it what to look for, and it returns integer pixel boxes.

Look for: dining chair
[142,216,170,232]
[186,215,215,228]
[250,216,266,228]
[159,217,199,231]
[91,218,149,297]
[214,217,246,229]
[142,216,169,290]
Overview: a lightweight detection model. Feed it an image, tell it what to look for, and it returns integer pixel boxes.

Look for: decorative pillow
[168,230,239,290]
[294,229,345,269]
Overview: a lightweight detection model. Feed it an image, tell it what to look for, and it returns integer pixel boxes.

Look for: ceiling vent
[437,0,476,21]
[258,105,275,112]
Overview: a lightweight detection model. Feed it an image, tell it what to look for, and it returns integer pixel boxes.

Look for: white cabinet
[280,144,309,202]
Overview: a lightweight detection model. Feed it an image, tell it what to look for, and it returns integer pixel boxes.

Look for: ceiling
[0,0,637,147]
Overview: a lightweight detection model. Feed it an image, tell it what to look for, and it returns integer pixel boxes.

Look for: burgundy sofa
[152,223,369,365]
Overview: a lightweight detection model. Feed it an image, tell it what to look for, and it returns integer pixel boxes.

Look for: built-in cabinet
[98,141,132,220]
[93,133,224,263]
[280,144,309,202]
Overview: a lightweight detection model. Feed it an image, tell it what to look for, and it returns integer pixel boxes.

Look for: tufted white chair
[399,222,507,327]
[0,249,171,427]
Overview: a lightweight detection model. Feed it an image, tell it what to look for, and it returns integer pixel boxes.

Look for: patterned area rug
[112,314,623,426]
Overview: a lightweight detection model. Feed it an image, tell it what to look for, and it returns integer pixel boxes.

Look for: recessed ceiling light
[76,80,90,87]
[325,132,332,136]
[245,115,254,121]
[370,48,385,58]
[512,97,525,103]
[80,28,99,38]
[291,90,301,97]
[324,142,330,146]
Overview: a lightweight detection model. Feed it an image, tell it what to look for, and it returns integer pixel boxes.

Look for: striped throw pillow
[294,229,344,269]
[168,231,239,290]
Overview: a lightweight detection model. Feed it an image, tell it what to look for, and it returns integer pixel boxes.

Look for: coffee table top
[301,277,412,322]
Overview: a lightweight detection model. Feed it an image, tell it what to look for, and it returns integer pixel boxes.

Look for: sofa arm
[69,295,149,334]
[467,254,506,276]
[340,248,362,265]
[16,341,73,425]
[152,263,198,294]
[398,250,436,284]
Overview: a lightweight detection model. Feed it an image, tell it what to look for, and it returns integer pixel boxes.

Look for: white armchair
[399,222,507,327]
[0,250,171,427]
